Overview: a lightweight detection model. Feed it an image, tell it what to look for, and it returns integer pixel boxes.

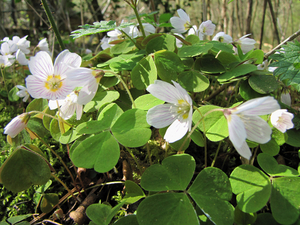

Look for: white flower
[105,21,139,49]
[68,69,104,105]
[16,85,30,102]
[146,80,193,143]
[108,21,138,40]
[188,25,204,40]
[101,36,111,50]
[141,23,156,36]
[37,38,49,52]
[0,42,15,58]
[223,96,280,159]
[199,20,216,36]
[212,32,233,43]
[170,9,192,34]
[280,92,291,107]
[49,91,85,120]
[85,49,92,54]
[16,49,29,65]
[270,109,294,133]
[25,50,82,100]
[0,55,14,68]
[235,34,256,53]
[16,35,30,54]
[257,60,268,70]
[4,113,31,138]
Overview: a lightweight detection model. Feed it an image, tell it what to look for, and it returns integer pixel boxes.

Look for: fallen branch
[264,29,300,59]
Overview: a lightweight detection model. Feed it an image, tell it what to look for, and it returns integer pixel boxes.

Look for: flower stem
[29,111,72,127]
[51,173,80,203]
[211,141,222,167]
[1,68,9,99]
[178,108,223,153]
[120,30,141,50]
[104,71,136,108]
[133,6,146,38]
[29,128,78,194]
[125,147,143,175]
[125,0,146,38]
[195,107,208,168]
[40,0,65,50]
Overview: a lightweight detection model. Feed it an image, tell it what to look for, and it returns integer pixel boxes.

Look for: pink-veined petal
[54,50,81,75]
[164,119,189,143]
[146,104,176,128]
[77,81,98,105]
[235,96,280,116]
[227,114,247,148]
[76,104,83,120]
[170,17,187,33]
[4,113,30,138]
[271,109,294,133]
[60,102,76,120]
[241,115,272,144]
[26,75,51,99]
[28,51,53,79]
[147,80,188,104]
[172,81,192,105]
[65,67,95,86]
[234,140,252,160]
[177,9,190,22]
[26,75,74,100]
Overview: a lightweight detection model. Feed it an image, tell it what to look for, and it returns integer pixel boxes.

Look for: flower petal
[28,51,53,79]
[147,80,189,104]
[235,96,280,116]
[76,104,83,120]
[235,141,252,160]
[54,50,81,75]
[77,81,98,105]
[65,68,95,86]
[146,104,176,128]
[227,114,247,148]
[271,109,294,133]
[177,9,190,22]
[60,102,76,120]
[4,113,30,138]
[164,119,189,143]
[241,115,272,144]
[170,17,186,33]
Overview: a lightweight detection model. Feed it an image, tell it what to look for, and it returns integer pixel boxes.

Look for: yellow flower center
[176,99,190,120]
[184,22,191,30]
[45,75,63,92]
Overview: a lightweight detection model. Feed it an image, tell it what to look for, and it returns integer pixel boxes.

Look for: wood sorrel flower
[280,92,291,107]
[48,89,92,121]
[25,50,82,100]
[170,9,192,34]
[234,34,256,53]
[223,96,280,159]
[270,109,294,133]
[146,80,193,143]
[212,32,233,43]
[199,20,216,36]
[16,85,29,102]
[4,113,31,138]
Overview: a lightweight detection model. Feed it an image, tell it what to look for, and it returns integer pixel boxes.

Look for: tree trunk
[267,0,280,44]
[245,0,253,35]
[259,0,267,49]
[221,0,227,33]
[235,0,242,37]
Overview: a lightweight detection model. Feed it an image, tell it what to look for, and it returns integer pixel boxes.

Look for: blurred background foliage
[0,0,299,53]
